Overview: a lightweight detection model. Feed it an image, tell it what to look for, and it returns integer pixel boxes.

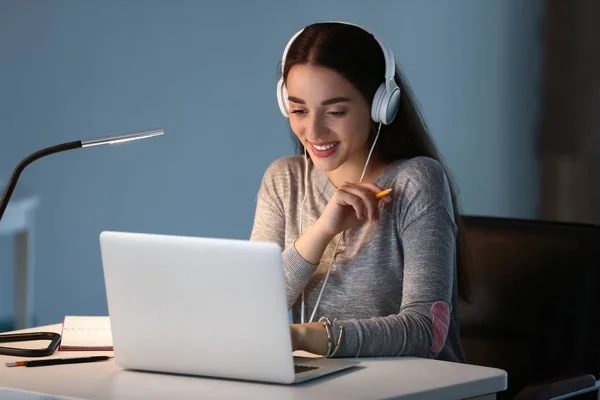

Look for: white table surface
[0,324,507,400]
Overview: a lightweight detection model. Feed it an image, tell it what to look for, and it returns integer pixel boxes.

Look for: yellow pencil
[375,188,392,199]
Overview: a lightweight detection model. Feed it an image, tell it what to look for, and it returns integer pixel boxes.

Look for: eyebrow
[288,96,352,106]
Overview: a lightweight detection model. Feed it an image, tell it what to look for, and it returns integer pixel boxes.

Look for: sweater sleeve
[330,158,457,358]
[249,159,319,308]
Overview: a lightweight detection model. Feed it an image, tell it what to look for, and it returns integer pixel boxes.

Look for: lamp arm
[0,140,82,221]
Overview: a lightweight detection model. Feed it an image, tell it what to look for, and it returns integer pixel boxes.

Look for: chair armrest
[513,374,598,400]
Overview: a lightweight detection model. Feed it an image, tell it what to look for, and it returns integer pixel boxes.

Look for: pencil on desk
[375,188,392,199]
[5,355,113,368]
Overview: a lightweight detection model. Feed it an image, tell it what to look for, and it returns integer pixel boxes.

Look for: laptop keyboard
[294,364,319,374]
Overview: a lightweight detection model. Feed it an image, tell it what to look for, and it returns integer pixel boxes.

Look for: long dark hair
[281,22,471,302]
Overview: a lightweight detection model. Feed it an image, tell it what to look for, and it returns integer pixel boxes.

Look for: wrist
[295,323,329,355]
[295,222,335,264]
[290,324,309,351]
[312,217,337,240]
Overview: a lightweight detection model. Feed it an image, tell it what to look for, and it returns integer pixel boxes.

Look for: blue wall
[0,0,544,325]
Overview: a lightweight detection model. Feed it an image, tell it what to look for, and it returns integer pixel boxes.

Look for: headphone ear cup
[371,83,401,125]
[385,87,401,124]
[371,83,388,124]
[277,78,289,117]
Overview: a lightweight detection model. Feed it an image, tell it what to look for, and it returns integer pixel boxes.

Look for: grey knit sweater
[250,155,466,363]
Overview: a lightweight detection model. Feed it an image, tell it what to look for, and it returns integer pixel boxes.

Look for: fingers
[337,182,382,222]
[335,188,369,220]
[358,183,393,204]
[380,194,393,204]
[359,182,386,195]
[348,182,393,203]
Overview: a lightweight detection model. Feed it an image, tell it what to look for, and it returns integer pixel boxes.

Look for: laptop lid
[99,231,297,384]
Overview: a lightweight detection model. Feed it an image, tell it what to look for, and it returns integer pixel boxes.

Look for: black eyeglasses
[0,331,61,357]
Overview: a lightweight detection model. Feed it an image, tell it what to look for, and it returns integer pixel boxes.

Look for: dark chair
[459,215,600,400]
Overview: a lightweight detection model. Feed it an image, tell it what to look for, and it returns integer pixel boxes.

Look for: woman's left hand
[289,323,329,355]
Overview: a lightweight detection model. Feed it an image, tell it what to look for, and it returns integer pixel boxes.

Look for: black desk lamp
[0,129,163,221]
[0,128,163,357]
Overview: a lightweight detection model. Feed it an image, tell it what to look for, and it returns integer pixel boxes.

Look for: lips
[310,141,340,158]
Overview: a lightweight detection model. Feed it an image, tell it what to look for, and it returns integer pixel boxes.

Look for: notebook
[58,316,113,351]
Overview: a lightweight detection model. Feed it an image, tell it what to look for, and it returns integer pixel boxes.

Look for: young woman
[251,21,470,363]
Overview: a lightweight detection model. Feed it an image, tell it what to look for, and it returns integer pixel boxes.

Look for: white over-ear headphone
[276,21,401,125]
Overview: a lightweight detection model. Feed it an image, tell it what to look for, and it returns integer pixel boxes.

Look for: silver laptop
[99,231,359,384]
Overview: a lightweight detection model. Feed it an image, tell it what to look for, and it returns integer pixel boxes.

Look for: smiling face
[286,64,373,179]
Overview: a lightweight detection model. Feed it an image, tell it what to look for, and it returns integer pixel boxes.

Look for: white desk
[0,193,39,330]
[0,324,507,400]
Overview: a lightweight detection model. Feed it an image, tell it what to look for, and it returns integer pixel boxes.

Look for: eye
[327,111,346,117]
[290,109,307,115]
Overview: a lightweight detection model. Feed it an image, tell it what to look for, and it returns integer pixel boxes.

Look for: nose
[304,113,329,141]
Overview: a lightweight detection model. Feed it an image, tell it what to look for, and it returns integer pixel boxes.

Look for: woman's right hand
[315,182,392,237]
[294,182,392,264]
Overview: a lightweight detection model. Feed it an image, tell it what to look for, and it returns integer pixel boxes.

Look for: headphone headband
[280,22,396,84]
